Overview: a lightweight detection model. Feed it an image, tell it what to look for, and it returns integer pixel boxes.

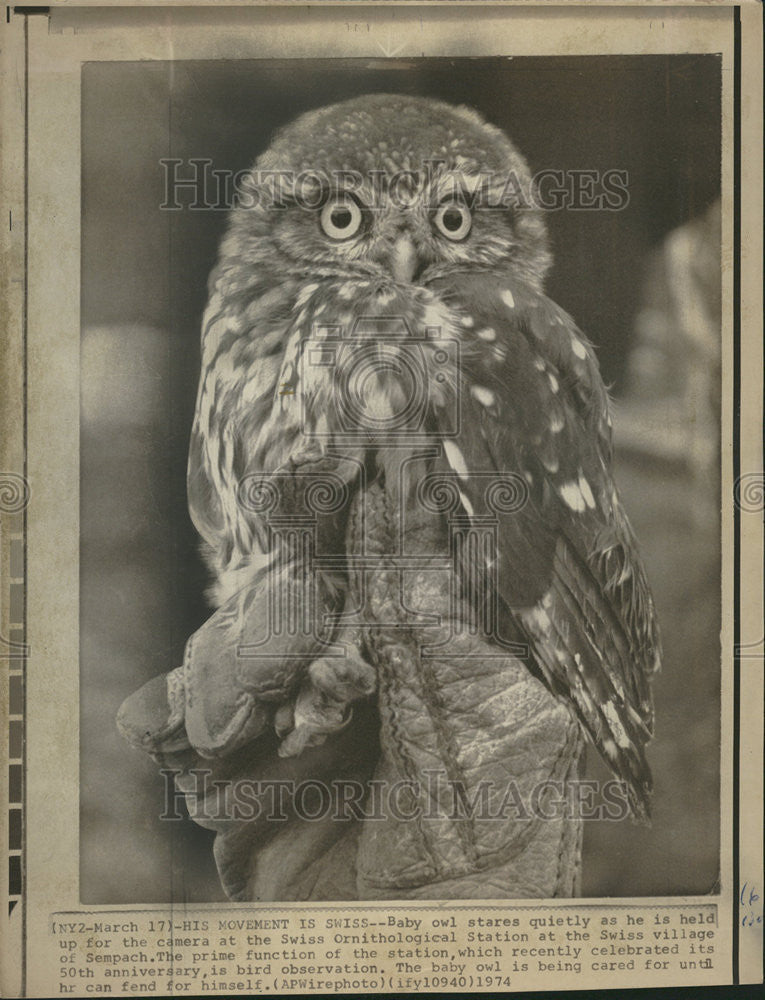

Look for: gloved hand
[118,464,585,901]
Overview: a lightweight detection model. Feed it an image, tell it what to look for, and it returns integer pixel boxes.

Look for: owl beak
[389,234,424,284]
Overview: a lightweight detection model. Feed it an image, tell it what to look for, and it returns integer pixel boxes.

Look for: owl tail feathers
[586,690,654,825]
[573,675,654,826]
[628,778,653,826]
[564,674,654,825]
[521,608,655,825]
[612,735,653,825]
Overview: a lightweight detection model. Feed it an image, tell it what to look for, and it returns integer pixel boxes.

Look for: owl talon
[308,654,377,702]
[274,702,294,738]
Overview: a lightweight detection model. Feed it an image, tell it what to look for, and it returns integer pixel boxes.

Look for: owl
[187,93,661,820]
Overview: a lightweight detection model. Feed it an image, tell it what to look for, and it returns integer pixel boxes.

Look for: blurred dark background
[80,56,722,902]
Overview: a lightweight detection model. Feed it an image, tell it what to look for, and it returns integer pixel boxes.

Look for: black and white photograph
[81,54,722,904]
[2,3,762,996]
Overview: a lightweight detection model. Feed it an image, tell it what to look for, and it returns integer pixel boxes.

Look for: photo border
[0,3,761,995]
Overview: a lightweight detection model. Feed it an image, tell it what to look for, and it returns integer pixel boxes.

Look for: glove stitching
[379,476,478,866]
[552,723,585,897]
[411,645,480,866]
[367,598,439,881]
[364,481,441,880]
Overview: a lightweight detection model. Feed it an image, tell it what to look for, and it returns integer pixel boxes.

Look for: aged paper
[1,2,762,995]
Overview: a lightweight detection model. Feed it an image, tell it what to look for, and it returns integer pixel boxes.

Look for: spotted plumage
[188,93,661,817]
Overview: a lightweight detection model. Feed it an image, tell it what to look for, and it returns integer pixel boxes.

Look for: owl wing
[429,271,661,819]
[187,272,357,601]
[187,279,288,579]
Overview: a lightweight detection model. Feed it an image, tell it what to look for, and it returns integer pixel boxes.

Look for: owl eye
[320,197,363,240]
[433,201,472,241]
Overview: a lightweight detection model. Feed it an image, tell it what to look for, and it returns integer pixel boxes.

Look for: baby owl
[187,93,661,820]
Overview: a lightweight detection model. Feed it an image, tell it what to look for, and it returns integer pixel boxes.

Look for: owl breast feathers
[187,93,662,819]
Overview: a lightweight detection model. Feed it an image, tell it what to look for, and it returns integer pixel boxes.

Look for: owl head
[221,93,551,292]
